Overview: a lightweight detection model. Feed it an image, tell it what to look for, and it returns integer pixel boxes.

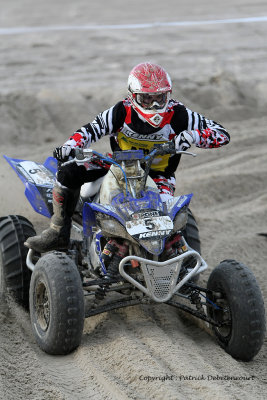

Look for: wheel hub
[35,280,50,331]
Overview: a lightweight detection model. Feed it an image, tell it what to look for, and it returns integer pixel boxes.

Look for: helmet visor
[136,93,168,110]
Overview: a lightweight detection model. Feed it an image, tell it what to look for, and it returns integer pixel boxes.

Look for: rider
[25,62,230,253]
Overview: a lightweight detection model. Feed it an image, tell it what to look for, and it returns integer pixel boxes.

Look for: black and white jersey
[64,98,230,175]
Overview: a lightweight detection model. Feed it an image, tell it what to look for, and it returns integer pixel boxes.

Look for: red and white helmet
[128,62,172,127]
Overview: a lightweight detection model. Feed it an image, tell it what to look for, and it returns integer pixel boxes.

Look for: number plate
[126,215,173,239]
[18,161,55,186]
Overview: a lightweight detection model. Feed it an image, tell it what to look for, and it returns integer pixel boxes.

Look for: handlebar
[143,142,196,161]
[59,142,196,198]
[60,142,196,168]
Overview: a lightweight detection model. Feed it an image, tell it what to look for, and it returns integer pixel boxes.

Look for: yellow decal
[117,132,170,171]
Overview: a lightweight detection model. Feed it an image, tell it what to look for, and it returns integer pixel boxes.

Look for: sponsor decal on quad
[132,210,161,219]
[175,195,187,208]
[139,230,172,239]
[46,188,53,201]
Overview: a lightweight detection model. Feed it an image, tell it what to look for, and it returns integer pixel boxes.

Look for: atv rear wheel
[0,215,36,307]
[29,251,84,355]
[207,259,266,361]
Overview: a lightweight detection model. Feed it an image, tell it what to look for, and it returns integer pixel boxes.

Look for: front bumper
[119,250,207,303]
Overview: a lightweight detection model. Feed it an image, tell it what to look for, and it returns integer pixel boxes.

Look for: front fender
[168,194,193,220]
[82,202,125,237]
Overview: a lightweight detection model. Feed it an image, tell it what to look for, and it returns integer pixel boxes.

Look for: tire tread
[0,215,35,307]
[207,260,266,361]
[30,251,84,355]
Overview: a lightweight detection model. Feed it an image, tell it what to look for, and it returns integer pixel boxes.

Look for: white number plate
[19,161,55,186]
[126,216,173,239]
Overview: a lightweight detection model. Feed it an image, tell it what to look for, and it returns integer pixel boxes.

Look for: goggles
[135,92,168,110]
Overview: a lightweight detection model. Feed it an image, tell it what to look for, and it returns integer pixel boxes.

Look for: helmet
[128,62,172,127]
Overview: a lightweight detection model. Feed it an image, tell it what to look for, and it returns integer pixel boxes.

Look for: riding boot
[24,183,79,253]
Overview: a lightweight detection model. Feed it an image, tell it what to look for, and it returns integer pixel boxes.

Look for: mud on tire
[29,251,84,355]
[0,215,36,307]
[207,259,266,361]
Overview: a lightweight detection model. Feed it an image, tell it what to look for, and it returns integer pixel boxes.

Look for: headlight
[96,213,136,242]
[173,207,188,232]
[99,218,126,237]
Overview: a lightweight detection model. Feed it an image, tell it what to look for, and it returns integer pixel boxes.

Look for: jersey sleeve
[185,107,230,148]
[63,101,126,148]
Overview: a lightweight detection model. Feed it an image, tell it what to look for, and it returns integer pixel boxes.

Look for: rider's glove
[175,131,194,151]
[53,145,73,162]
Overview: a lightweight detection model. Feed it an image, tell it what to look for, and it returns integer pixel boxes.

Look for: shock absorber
[101,240,118,268]
[106,240,129,279]
[94,240,120,303]
[164,234,184,258]
[94,240,129,304]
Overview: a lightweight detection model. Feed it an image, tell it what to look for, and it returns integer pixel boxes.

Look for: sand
[0,0,267,399]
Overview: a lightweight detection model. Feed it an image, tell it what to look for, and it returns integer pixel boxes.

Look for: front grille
[144,264,177,301]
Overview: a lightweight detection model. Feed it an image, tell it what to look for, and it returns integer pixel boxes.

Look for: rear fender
[3,155,57,217]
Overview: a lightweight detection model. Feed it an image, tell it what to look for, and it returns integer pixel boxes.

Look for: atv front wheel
[0,215,36,307]
[29,251,84,355]
[207,259,266,361]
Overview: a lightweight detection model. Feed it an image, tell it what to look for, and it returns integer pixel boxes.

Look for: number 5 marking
[145,218,155,230]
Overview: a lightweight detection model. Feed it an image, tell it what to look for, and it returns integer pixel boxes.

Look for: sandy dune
[0,1,267,399]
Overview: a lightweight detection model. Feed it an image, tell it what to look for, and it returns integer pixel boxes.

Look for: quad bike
[0,142,265,360]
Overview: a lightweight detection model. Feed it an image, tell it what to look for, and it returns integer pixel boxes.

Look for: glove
[53,145,73,162]
[175,131,194,151]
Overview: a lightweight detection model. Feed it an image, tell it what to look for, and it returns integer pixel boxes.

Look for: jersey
[64,98,230,176]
